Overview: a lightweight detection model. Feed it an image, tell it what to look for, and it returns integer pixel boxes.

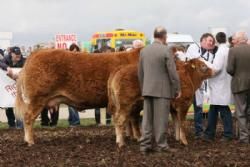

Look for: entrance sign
[55,34,77,49]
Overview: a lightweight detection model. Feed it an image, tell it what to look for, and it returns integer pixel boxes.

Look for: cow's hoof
[116,143,125,149]
[180,141,188,146]
[28,142,34,147]
[116,144,126,153]
[26,140,34,147]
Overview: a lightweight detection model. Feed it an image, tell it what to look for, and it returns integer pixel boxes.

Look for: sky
[0,0,250,47]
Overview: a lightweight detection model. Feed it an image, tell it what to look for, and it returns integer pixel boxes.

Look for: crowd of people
[1,28,250,156]
[138,26,250,155]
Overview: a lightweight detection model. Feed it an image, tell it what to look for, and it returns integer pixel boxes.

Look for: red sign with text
[55,34,77,49]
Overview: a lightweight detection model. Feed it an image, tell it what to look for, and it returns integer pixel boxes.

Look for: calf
[108,58,212,147]
[15,48,140,146]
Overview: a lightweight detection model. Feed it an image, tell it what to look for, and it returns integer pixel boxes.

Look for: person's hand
[6,67,14,78]
[6,67,19,80]
[175,91,181,99]
[12,73,19,80]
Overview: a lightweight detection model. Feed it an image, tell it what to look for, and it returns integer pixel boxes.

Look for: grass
[0,122,8,129]
[0,118,97,129]
[0,104,235,129]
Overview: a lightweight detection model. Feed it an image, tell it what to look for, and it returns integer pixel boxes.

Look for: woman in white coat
[203,32,233,141]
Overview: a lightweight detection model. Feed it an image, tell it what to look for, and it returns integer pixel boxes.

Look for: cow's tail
[107,72,116,114]
[15,73,29,120]
[107,67,122,115]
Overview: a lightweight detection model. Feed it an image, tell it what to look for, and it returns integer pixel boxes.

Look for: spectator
[132,39,144,48]
[92,45,101,53]
[4,47,11,57]
[26,46,33,57]
[94,46,113,125]
[203,32,233,142]
[94,108,101,125]
[0,49,4,60]
[138,26,181,155]
[185,33,216,139]
[41,108,59,127]
[69,43,80,52]
[227,31,250,144]
[100,45,115,53]
[0,46,25,129]
[21,46,27,58]
[68,43,81,127]
[93,45,101,125]
[93,49,101,53]
[228,36,234,48]
[117,45,126,52]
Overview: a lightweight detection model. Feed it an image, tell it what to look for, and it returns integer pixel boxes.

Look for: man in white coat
[203,32,233,141]
[185,33,216,138]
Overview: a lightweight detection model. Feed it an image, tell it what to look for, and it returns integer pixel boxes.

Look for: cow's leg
[113,112,128,148]
[125,121,133,138]
[178,110,188,145]
[130,112,141,141]
[24,105,43,146]
[171,110,180,141]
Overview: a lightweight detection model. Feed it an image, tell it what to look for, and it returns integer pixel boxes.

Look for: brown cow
[15,48,140,146]
[108,58,212,147]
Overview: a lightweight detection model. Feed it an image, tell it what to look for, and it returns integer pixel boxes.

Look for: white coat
[185,43,215,106]
[204,44,233,105]
[185,43,200,59]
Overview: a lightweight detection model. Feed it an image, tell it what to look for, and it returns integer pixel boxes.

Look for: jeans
[16,119,23,129]
[204,105,233,139]
[68,106,80,126]
[193,97,203,136]
[5,108,23,128]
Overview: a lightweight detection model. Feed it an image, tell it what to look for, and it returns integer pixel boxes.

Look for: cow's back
[20,49,140,109]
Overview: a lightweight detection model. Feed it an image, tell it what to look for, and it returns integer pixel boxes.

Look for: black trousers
[41,108,59,126]
[5,108,16,127]
[95,108,111,124]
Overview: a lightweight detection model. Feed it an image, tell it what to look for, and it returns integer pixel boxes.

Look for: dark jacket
[0,54,26,70]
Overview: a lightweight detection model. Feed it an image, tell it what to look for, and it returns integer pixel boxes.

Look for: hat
[11,46,21,55]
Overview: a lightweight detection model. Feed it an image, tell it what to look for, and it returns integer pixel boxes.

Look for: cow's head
[187,58,212,80]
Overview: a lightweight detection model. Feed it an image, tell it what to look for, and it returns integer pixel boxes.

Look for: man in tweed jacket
[138,26,181,154]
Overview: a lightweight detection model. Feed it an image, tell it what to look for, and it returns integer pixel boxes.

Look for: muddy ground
[0,121,250,167]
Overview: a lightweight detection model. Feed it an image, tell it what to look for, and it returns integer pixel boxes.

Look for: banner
[0,69,21,108]
[55,34,77,49]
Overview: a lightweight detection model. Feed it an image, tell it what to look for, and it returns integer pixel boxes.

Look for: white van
[151,33,194,47]
[167,33,194,46]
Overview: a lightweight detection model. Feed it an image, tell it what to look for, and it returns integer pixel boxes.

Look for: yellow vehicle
[91,29,146,51]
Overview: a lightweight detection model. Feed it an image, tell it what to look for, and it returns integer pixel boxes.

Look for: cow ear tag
[191,64,196,69]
